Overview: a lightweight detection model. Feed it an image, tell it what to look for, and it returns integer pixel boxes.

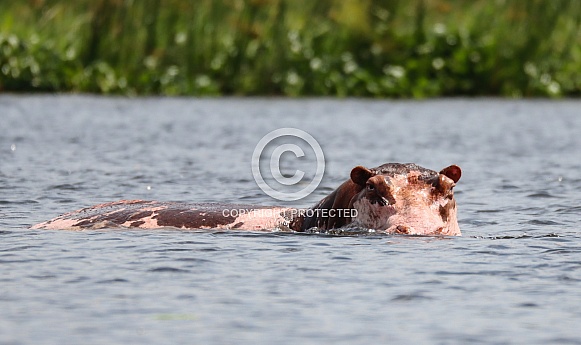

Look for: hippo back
[32,200,296,231]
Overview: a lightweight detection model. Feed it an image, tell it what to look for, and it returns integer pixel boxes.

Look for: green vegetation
[1,0,580,97]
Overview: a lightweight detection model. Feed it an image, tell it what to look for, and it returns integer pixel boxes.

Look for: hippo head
[348,163,462,236]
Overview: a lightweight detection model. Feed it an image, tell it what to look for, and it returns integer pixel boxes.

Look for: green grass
[1,0,580,97]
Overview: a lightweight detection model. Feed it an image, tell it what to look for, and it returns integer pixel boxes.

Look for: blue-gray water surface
[1,96,581,344]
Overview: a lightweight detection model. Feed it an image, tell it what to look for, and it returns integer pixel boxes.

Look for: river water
[1,95,581,344]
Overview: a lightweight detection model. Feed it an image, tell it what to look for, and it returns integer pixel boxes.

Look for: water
[1,95,581,344]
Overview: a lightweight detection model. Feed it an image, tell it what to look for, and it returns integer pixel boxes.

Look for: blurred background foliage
[1,0,580,97]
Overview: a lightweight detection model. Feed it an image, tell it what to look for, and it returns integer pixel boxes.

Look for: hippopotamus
[32,163,462,236]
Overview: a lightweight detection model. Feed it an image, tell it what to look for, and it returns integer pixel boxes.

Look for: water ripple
[542,248,581,255]
[148,267,190,273]
[0,245,42,252]
[174,257,212,263]
[0,259,44,263]
[391,293,433,302]
[0,200,39,205]
[526,219,562,226]
[96,278,129,284]
[47,183,84,191]
[527,191,559,198]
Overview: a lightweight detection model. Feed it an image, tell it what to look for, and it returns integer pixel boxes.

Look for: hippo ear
[350,166,374,186]
[440,165,461,183]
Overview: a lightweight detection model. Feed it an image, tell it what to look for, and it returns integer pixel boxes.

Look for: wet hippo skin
[32,163,462,235]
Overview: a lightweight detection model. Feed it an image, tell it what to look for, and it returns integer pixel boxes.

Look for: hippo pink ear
[350,166,374,186]
[440,165,461,183]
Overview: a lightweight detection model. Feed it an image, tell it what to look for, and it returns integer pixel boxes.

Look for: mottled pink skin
[32,200,295,231]
[351,173,460,236]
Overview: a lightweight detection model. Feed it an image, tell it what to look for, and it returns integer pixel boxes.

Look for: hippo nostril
[396,225,410,234]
